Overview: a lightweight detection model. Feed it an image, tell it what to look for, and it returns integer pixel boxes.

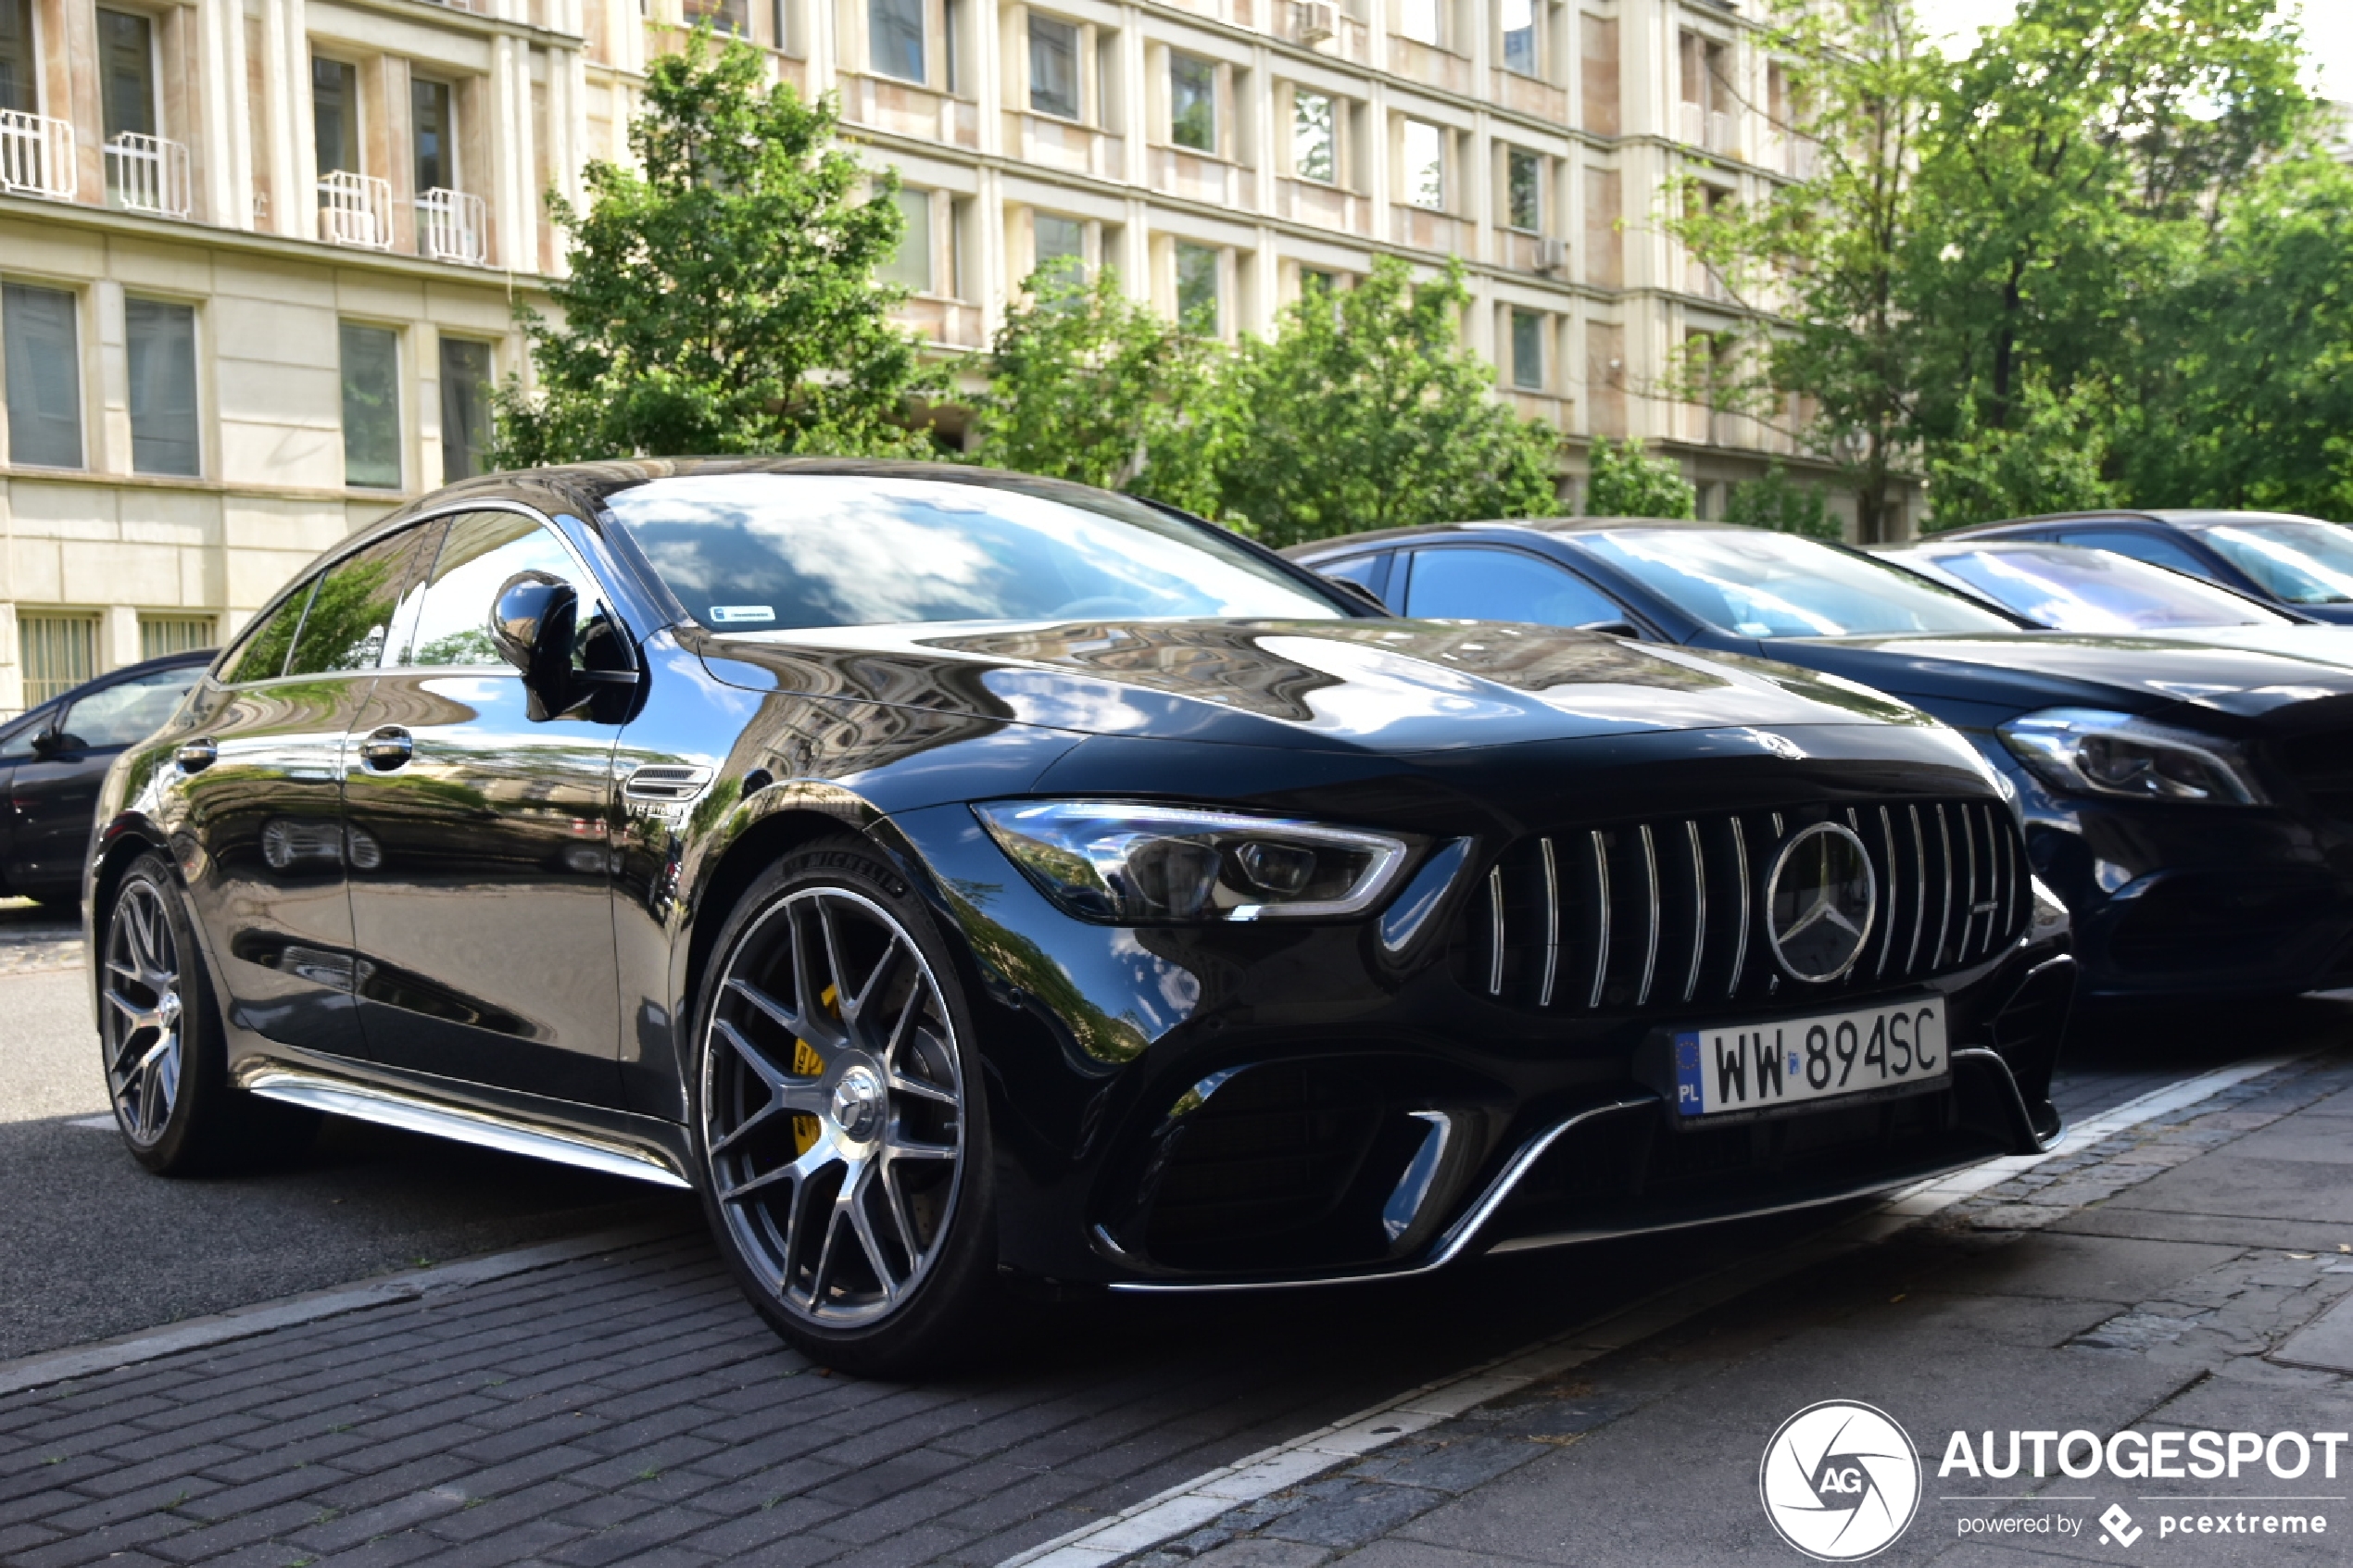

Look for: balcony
[1768,132,1818,180]
[417,187,487,264]
[1390,204,1465,253]
[106,132,191,220]
[839,71,979,149]
[1388,35,1471,95]
[1680,102,1740,157]
[1491,68,1566,124]
[1001,111,1123,181]
[1274,176,1367,235]
[0,110,76,201]
[318,169,395,250]
[1162,0,1260,28]
[1150,145,1253,211]
[900,295,984,350]
[1278,1,1369,64]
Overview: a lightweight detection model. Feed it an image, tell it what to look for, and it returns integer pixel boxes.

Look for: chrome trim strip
[1537,837,1560,1009]
[1106,1096,1657,1293]
[1906,805,1927,973]
[1588,830,1612,1009]
[1959,803,1980,960]
[241,1067,693,1188]
[1932,804,1954,969]
[1875,806,1897,978]
[1634,824,1660,1008]
[1680,820,1705,1004]
[1728,817,1750,998]
[1486,866,1506,997]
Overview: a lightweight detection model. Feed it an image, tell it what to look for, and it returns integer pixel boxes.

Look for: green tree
[1584,436,1696,520]
[1924,378,2119,529]
[966,260,1226,515]
[1213,257,1560,546]
[1724,461,1838,538]
[494,28,938,466]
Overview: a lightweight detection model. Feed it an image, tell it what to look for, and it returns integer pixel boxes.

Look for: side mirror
[1319,575,1392,616]
[28,728,66,759]
[491,571,579,721]
[1577,619,1642,639]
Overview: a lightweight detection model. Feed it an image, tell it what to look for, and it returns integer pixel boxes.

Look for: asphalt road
[2,889,2338,1370]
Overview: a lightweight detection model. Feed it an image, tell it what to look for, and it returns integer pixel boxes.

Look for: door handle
[359,727,414,771]
[174,738,218,773]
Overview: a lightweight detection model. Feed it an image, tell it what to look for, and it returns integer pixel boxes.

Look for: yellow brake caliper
[789,985,837,1155]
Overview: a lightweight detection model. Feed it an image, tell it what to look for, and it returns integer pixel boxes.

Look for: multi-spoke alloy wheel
[103,874,186,1148]
[701,881,969,1335]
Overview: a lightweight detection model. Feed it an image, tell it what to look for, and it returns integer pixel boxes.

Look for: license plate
[1672,999,1947,1118]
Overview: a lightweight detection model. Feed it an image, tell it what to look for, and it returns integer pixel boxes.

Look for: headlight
[974,801,1412,922]
[1998,709,2265,806]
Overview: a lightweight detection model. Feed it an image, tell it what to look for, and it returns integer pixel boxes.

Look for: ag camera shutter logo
[1760,1400,1922,1561]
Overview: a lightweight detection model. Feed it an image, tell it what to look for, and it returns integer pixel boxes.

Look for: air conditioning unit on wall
[1290,1,1337,44]
[1535,237,1570,273]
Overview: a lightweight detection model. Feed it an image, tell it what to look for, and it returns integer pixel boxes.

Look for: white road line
[998,1049,2318,1568]
[0,1222,691,1399]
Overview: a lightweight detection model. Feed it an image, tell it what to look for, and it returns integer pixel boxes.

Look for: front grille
[2272,730,2353,821]
[1463,798,2025,1015]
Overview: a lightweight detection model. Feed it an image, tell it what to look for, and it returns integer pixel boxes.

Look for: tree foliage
[1725,461,1838,537]
[1584,437,1696,520]
[494,29,938,467]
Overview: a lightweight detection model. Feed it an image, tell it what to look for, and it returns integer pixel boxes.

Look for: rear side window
[405,511,603,669]
[1402,546,1623,628]
[282,526,440,678]
[53,666,203,749]
[2053,527,2213,579]
[220,582,319,684]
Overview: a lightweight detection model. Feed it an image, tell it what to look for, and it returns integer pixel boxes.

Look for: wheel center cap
[157,991,181,1029]
[829,1066,885,1141]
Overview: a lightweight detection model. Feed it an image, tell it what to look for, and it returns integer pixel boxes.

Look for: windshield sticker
[709,606,776,624]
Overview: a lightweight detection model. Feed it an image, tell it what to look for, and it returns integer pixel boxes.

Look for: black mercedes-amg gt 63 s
[89,461,2072,1373]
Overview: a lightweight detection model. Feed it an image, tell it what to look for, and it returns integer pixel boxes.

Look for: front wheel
[693,838,996,1375]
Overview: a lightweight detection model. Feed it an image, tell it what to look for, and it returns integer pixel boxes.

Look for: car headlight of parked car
[975,801,1413,922]
[1999,709,2266,806]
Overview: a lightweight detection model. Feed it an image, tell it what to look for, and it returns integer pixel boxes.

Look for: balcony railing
[1681,101,1740,157]
[106,132,192,219]
[0,109,76,201]
[417,186,487,264]
[319,169,395,249]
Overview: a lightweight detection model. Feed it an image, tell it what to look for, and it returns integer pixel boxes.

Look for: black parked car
[94,464,2069,1373]
[1288,520,2353,1003]
[1931,510,2353,624]
[0,650,212,908]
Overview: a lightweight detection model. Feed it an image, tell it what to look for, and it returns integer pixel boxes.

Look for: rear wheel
[693,838,995,1375]
[99,852,315,1173]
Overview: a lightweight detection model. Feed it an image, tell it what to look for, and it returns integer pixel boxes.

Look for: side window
[405,511,606,670]
[2056,528,2214,580]
[282,525,442,678]
[0,709,55,761]
[1402,546,1624,628]
[220,580,321,685]
[52,666,203,751]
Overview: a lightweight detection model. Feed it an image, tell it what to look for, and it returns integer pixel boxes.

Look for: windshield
[609,472,1345,632]
[1902,545,2285,632]
[2194,520,2353,607]
[1577,529,2016,638]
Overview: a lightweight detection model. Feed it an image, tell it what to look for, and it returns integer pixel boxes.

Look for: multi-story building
[0,0,1858,716]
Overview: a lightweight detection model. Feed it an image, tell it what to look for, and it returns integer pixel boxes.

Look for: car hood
[692,617,1940,753]
[1765,633,2353,730]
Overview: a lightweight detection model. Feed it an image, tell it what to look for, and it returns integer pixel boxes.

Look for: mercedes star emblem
[1766,822,1879,984]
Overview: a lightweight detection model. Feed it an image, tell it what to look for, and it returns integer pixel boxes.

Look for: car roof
[1928,509,2334,540]
[1280,517,1738,557]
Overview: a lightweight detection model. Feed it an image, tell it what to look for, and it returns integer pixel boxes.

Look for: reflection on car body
[89,463,2072,1374]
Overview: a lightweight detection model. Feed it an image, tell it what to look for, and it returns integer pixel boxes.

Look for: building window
[1300,267,1338,297]
[1500,0,1537,76]
[870,0,925,83]
[1403,119,1445,209]
[683,0,750,33]
[439,337,493,482]
[1034,213,1085,272]
[313,56,359,174]
[19,613,97,706]
[96,9,156,141]
[413,78,453,192]
[1292,89,1336,182]
[0,0,36,114]
[1028,15,1079,119]
[1510,308,1544,390]
[2,282,82,470]
[881,187,932,293]
[1170,53,1216,154]
[126,297,198,477]
[340,322,400,490]
[1397,0,1440,47]
[140,615,215,659]
[1175,242,1219,335]
[1506,146,1541,232]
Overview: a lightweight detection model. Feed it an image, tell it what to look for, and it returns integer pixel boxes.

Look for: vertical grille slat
[1477,798,2025,1015]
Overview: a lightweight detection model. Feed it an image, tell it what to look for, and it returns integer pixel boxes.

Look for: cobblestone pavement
[1129,1048,2353,1568]
[0,899,82,976]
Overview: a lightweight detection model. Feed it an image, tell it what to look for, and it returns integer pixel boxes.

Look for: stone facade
[0,0,1864,716]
